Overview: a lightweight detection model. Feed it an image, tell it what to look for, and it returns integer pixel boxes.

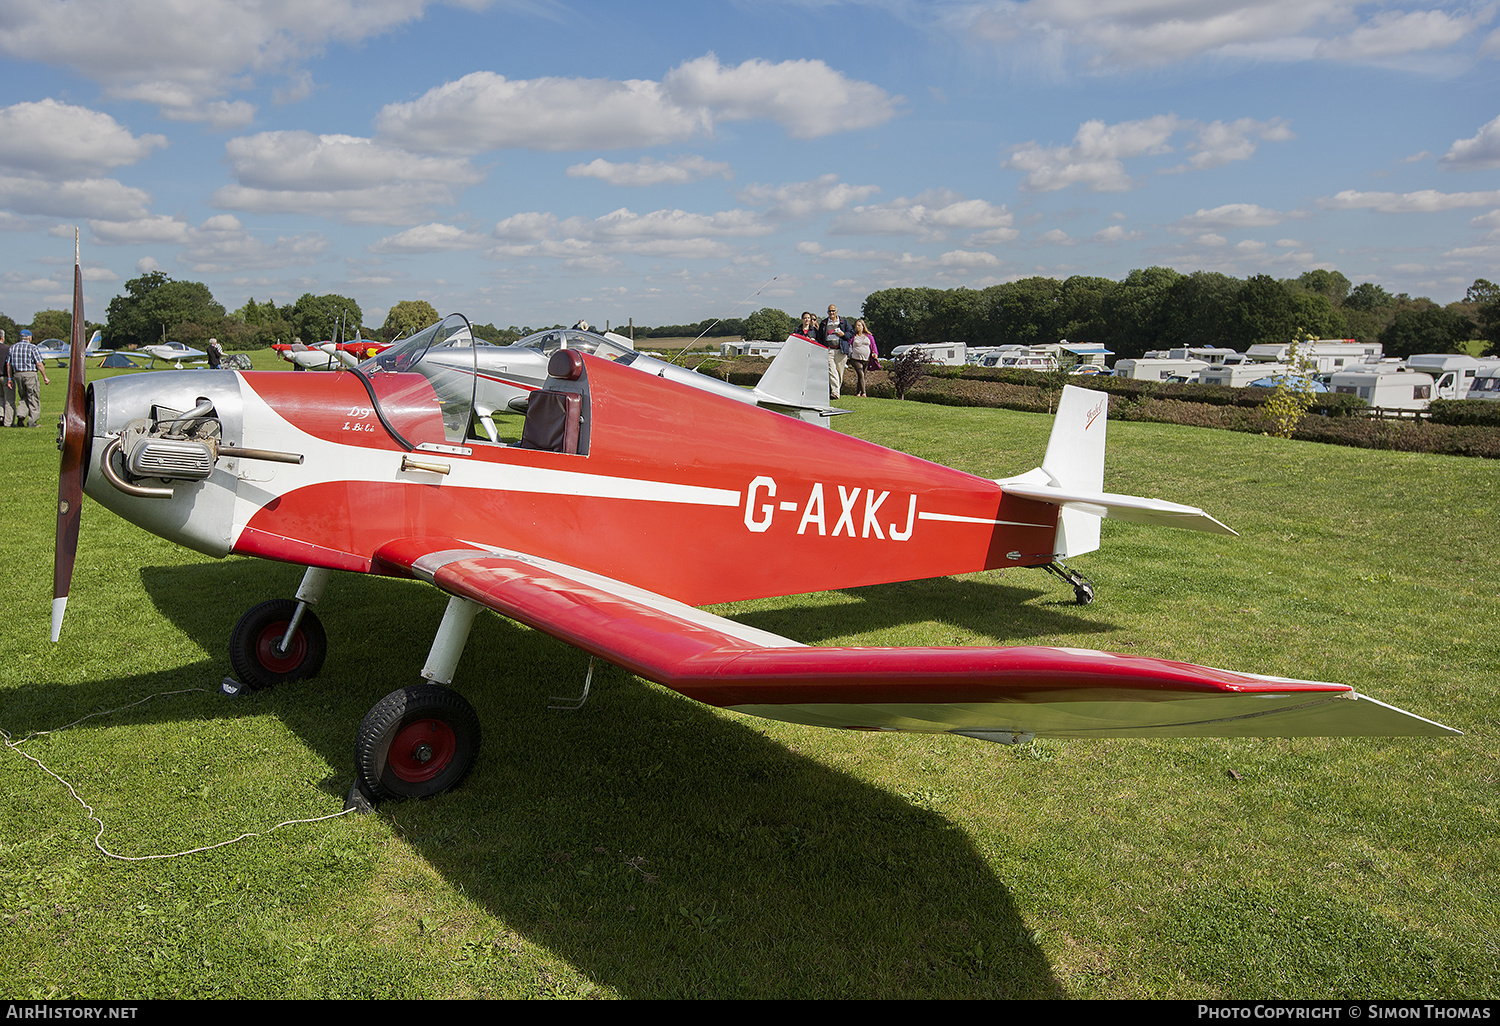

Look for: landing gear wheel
[355,684,480,802]
[1040,560,1097,607]
[229,599,327,690]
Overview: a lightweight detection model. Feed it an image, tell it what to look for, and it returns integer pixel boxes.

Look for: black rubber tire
[1074,583,1096,606]
[356,684,481,801]
[228,599,327,690]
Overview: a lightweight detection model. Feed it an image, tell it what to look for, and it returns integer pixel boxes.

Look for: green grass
[1,379,1496,998]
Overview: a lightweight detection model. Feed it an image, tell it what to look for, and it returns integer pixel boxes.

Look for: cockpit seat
[517,389,582,454]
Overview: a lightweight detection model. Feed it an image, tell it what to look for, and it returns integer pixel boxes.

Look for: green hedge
[1429,398,1500,427]
[706,359,1500,458]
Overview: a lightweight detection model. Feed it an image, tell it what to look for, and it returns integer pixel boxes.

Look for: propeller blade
[52,232,88,642]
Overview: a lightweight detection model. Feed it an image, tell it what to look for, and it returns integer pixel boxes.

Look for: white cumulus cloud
[738,174,881,220]
[1316,8,1491,61]
[662,54,901,139]
[0,100,167,178]
[1007,114,1291,192]
[0,0,457,123]
[1441,114,1500,171]
[0,175,152,221]
[1321,188,1500,212]
[370,223,490,253]
[831,190,1015,241]
[946,1,1492,72]
[488,204,773,263]
[376,54,898,154]
[566,156,732,186]
[214,131,485,224]
[1173,203,1295,231]
[86,211,328,272]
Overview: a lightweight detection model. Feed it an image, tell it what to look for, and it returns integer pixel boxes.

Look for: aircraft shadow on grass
[16,559,1086,996]
[731,573,1117,646]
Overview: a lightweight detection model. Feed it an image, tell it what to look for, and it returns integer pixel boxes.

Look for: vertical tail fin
[1039,386,1110,557]
[998,384,1236,549]
[753,335,845,424]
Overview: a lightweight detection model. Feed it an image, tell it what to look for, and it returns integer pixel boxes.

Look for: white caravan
[1244,339,1383,374]
[1329,369,1437,413]
[891,341,968,366]
[1113,356,1210,382]
[1465,360,1500,402]
[1404,354,1484,400]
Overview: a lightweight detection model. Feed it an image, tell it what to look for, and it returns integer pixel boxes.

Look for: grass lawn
[0,364,1495,999]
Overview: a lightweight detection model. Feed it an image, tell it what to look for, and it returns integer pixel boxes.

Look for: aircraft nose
[84,370,250,558]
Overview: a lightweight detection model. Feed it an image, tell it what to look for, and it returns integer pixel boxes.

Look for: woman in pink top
[848,319,875,397]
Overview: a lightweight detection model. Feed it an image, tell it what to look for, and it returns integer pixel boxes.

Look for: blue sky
[1,0,1497,333]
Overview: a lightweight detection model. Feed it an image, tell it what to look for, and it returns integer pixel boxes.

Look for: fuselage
[83,355,1057,607]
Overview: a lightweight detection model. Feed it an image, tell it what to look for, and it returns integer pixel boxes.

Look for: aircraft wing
[371,539,1458,740]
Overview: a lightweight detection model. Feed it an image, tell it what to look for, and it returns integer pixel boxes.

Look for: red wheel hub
[388,719,457,782]
[254,623,306,674]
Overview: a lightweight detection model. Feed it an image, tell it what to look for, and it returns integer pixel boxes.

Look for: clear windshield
[514,328,626,355]
[356,313,477,446]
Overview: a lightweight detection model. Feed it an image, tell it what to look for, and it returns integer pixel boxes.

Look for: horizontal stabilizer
[998,471,1237,536]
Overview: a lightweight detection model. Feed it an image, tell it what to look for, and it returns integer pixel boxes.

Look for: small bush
[888,349,933,400]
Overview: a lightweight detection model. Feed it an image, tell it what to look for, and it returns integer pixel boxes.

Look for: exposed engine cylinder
[127,436,217,480]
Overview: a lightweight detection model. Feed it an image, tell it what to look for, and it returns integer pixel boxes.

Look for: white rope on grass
[2,688,354,861]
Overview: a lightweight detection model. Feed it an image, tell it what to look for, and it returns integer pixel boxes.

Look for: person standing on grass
[0,330,13,427]
[819,303,854,400]
[8,328,49,428]
[848,319,875,398]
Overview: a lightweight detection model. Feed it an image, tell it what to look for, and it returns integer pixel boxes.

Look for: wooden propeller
[52,232,88,642]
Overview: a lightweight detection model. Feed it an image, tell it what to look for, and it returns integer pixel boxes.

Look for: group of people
[794,304,878,400]
[0,328,51,428]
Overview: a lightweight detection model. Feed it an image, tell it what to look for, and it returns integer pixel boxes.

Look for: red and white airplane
[51,253,1457,811]
[272,338,391,371]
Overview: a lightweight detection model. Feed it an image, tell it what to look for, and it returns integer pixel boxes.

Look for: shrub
[887,348,932,400]
[1429,398,1500,427]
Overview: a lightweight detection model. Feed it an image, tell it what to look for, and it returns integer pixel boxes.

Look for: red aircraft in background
[51,248,1457,811]
[272,338,391,371]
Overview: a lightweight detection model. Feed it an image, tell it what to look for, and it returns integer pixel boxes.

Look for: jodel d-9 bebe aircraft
[50,249,1457,811]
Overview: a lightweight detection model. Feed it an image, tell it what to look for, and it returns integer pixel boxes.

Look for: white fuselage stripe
[918,511,1049,527]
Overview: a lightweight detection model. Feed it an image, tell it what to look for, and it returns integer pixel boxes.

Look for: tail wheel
[229,599,327,689]
[356,684,480,801]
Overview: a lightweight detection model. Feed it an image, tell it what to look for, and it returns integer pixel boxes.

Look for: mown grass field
[1,359,1495,999]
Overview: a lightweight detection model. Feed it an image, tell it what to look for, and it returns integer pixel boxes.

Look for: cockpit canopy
[352,315,621,450]
[356,313,482,446]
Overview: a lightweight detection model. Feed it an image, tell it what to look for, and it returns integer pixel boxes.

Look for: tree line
[854,270,1496,360]
[5,267,1493,359]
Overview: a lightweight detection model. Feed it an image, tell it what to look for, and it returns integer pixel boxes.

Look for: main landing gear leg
[227,566,333,691]
[1042,560,1096,606]
[347,596,483,812]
